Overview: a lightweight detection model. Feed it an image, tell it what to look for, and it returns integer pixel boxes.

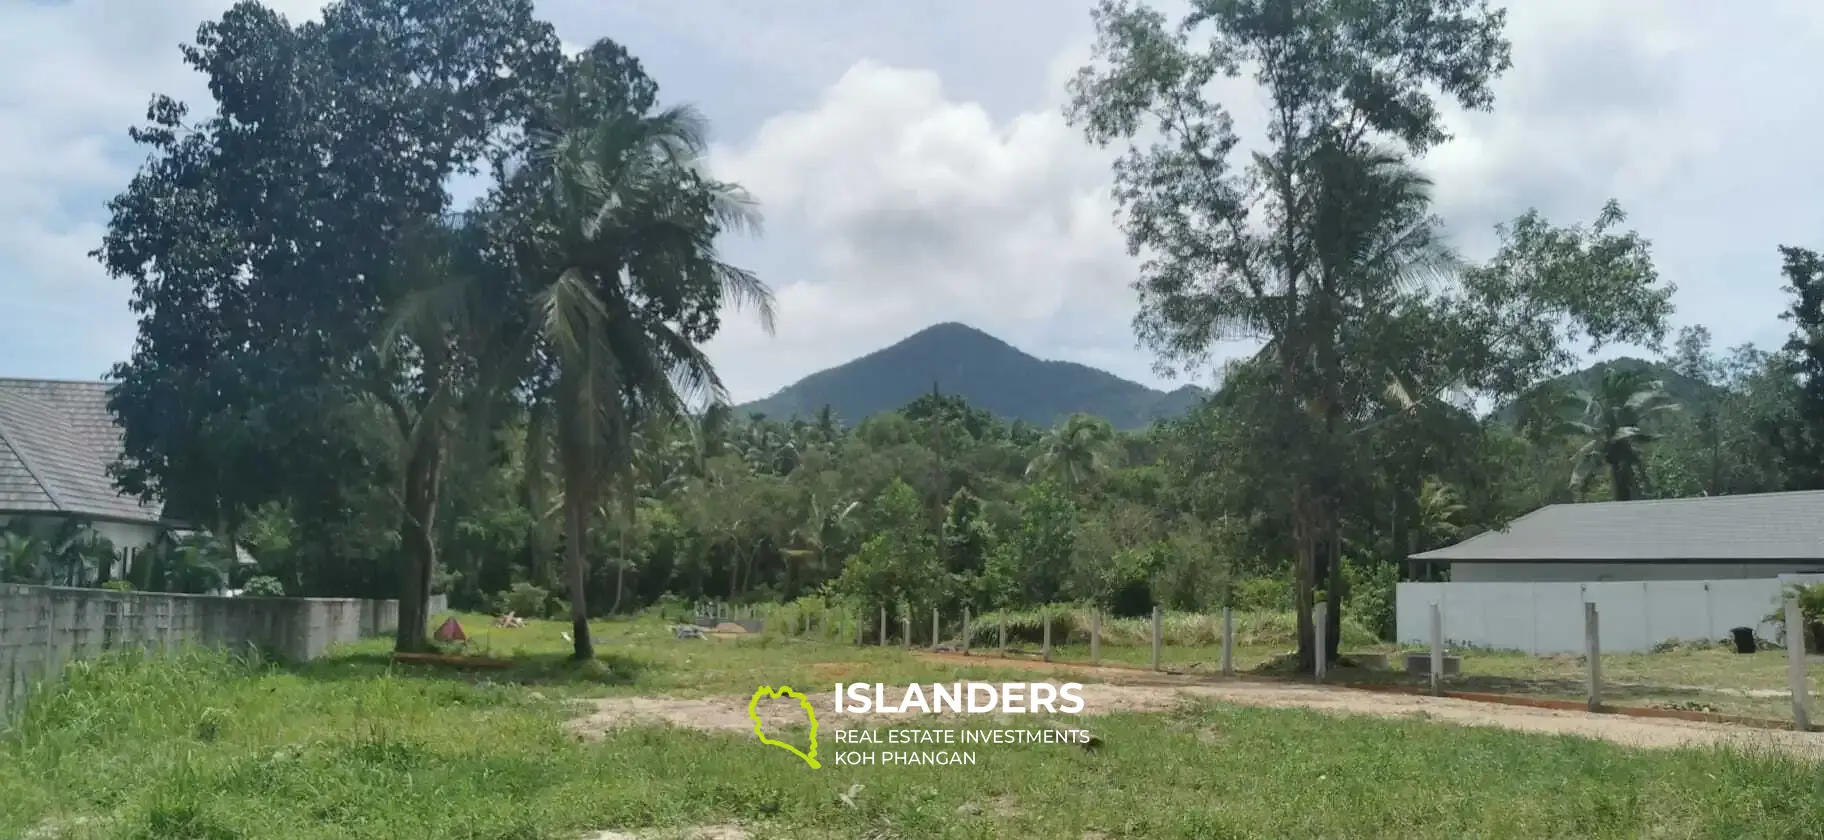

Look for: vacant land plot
[3,615,1823,839]
[972,631,1824,723]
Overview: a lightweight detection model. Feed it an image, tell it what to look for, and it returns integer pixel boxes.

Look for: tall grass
[968,606,1379,649]
[5,618,1823,838]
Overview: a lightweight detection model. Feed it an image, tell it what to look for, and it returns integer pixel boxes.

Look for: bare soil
[581,826,747,840]
[566,666,1824,759]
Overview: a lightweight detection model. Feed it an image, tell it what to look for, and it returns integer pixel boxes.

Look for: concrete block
[1404,652,1461,676]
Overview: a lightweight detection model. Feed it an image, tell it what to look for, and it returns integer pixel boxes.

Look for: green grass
[4,615,1824,838]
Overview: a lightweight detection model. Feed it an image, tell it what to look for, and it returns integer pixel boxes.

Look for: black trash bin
[1731,626,1756,654]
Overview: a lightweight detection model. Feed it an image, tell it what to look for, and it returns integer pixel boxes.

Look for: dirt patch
[565,683,1206,741]
[1163,680,1824,758]
[581,826,746,840]
[955,794,1024,819]
[568,669,1824,759]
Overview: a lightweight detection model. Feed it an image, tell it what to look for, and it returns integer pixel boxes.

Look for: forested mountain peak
[736,323,1206,429]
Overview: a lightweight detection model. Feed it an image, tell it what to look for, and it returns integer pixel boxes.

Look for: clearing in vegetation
[5,616,1824,840]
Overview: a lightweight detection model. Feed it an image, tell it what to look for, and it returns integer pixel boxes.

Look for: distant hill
[736,323,1206,429]
[1490,357,1722,425]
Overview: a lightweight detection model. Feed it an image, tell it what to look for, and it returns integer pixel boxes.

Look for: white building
[1410,491,1824,583]
[0,378,180,580]
[1400,491,1824,653]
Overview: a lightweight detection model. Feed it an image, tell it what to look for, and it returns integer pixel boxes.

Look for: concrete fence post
[1585,602,1602,712]
[1151,605,1163,671]
[879,606,887,647]
[961,608,971,655]
[1220,606,1234,676]
[902,612,912,650]
[1429,602,1444,697]
[1042,611,1053,663]
[1786,593,1811,730]
[1090,610,1101,665]
[998,618,1007,657]
[1313,602,1328,682]
[932,607,940,651]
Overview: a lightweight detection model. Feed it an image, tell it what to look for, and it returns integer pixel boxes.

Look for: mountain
[735,323,1206,429]
[1489,357,1722,425]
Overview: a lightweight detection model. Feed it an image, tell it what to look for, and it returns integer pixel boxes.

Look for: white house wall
[1447,561,1824,583]
[87,521,160,552]
[1397,574,1824,654]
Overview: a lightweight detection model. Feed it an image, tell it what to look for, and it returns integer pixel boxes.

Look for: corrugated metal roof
[0,379,166,524]
[1411,490,1824,563]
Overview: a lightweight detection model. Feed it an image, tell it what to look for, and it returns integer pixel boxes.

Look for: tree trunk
[1610,460,1635,501]
[565,497,594,660]
[1293,492,1318,673]
[611,525,628,615]
[1325,527,1343,661]
[394,434,442,653]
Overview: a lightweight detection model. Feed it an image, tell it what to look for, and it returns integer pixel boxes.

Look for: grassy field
[3,615,1823,839]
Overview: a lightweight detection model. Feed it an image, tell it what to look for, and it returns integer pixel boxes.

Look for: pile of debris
[493,612,528,629]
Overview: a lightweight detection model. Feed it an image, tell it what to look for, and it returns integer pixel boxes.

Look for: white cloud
[3,0,1819,406]
[0,0,331,378]
[705,60,1148,403]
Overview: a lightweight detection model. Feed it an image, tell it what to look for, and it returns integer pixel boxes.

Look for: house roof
[1411,490,1824,563]
[0,378,166,525]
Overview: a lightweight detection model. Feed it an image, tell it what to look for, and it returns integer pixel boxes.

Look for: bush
[495,582,553,618]
[968,604,1378,649]
[1231,576,1294,611]
[1344,560,1397,642]
[242,576,285,597]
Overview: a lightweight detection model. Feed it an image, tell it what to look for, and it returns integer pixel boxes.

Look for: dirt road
[565,665,1824,759]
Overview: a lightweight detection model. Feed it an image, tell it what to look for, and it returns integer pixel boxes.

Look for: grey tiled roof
[0,379,166,524]
[1411,490,1824,563]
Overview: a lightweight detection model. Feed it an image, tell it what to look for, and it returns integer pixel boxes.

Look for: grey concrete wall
[0,585,450,721]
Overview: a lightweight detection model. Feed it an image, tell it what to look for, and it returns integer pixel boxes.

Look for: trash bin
[1730,626,1756,654]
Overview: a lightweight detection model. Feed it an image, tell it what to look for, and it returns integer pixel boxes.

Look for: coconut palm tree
[371,215,528,651]
[1568,368,1681,501]
[1025,414,1118,492]
[520,41,775,660]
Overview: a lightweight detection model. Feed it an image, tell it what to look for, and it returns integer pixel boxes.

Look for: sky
[3,0,1822,404]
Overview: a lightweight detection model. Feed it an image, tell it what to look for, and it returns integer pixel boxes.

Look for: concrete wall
[1397,574,1824,654]
[1448,561,1824,583]
[0,584,450,720]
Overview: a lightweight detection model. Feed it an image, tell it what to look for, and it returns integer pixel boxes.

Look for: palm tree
[782,496,859,598]
[1025,414,1118,492]
[1285,142,1459,670]
[1568,368,1681,501]
[521,41,775,660]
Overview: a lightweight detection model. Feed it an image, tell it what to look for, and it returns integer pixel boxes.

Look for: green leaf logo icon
[748,685,821,769]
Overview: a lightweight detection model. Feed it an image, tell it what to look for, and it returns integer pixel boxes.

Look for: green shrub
[242,576,285,597]
[1344,560,1398,642]
[495,582,552,618]
[1231,576,1294,611]
[966,604,1377,649]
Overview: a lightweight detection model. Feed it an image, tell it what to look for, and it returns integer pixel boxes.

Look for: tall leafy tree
[1068,0,1511,669]
[97,0,563,635]
[370,216,530,649]
[1070,1,1674,668]
[1773,246,1824,489]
